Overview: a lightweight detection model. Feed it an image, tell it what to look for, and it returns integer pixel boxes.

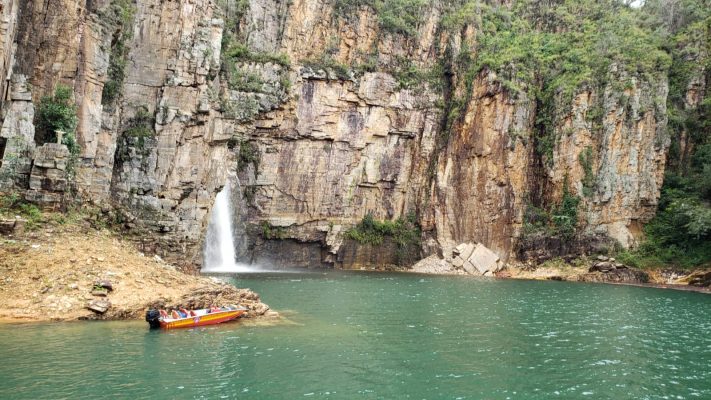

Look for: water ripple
[0,273,709,399]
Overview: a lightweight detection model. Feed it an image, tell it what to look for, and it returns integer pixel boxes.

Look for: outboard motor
[145,309,161,329]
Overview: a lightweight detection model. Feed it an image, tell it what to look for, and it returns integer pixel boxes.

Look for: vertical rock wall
[547,71,669,248]
[0,0,672,268]
[434,72,535,259]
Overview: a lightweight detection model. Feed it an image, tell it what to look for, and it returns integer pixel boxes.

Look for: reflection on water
[1,271,710,399]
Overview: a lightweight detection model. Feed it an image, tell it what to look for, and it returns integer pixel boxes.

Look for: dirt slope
[0,222,273,322]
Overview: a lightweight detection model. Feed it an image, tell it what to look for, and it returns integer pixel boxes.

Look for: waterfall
[202,182,254,273]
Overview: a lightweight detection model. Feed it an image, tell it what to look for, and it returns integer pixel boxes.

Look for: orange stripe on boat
[159,310,245,329]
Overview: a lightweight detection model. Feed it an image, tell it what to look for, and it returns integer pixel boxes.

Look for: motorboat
[145,305,247,329]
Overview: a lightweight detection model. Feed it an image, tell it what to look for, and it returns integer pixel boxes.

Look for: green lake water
[1,271,710,399]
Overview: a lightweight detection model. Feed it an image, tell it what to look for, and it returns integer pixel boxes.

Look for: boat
[145,305,247,329]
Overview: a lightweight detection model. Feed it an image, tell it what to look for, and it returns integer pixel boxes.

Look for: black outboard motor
[145,309,161,329]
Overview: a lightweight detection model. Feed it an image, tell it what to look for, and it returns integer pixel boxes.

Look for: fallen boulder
[589,261,614,272]
[410,255,464,275]
[87,299,111,314]
[411,242,503,276]
[469,243,501,275]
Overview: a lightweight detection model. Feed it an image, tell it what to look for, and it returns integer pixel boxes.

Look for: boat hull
[159,310,245,329]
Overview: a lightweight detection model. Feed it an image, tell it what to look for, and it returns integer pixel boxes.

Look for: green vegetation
[260,221,287,240]
[523,179,581,239]
[334,0,428,37]
[217,0,292,119]
[427,0,708,267]
[390,57,445,91]
[227,67,265,92]
[123,107,155,138]
[612,0,711,269]
[345,212,421,246]
[439,0,671,164]
[100,0,136,106]
[122,107,155,150]
[620,167,711,269]
[0,192,125,231]
[36,85,79,155]
[223,43,290,68]
[375,0,427,36]
[578,147,596,198]
[303,55,353,80]
[219,95,260,121]
[217,0,250,57]
[237,140,260,173]
[0,193,43,229]
[551,185,581,239]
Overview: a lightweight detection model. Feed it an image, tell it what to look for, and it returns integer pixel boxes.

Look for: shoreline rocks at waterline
[575,256,649,284]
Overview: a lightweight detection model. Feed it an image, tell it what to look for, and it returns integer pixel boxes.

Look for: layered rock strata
[0,0,672,269]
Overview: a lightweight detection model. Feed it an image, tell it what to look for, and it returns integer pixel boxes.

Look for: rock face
[574,256,649,284]
[0,1,673,269]
[549,74,669,249]
[25,143,71,206]
[687,271,711,288]
[575,268,650,285]
[0,217,25,235]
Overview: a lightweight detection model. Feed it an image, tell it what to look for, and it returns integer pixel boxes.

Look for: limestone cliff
[0,0,685,269]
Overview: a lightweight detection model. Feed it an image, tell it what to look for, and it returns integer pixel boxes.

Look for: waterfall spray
[202,182,254,272]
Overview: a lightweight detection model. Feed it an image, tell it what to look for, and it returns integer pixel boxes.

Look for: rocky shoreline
[354,241,709,293]
[0,221,275,323]
[2,217,708,326]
